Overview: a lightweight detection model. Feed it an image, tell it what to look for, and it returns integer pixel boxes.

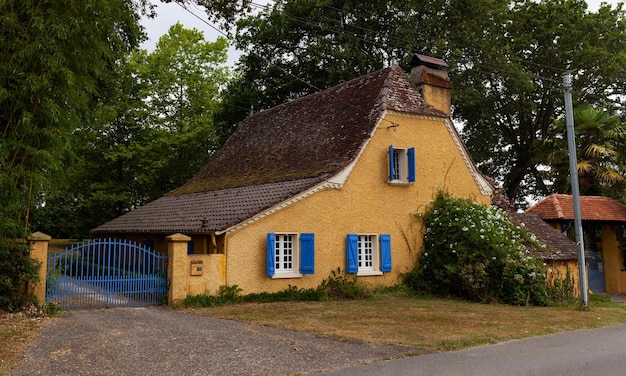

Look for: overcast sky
[140,0,623,65]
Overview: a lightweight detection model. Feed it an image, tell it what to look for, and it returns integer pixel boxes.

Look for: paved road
[327,323,626,375]
[11,306,416,376]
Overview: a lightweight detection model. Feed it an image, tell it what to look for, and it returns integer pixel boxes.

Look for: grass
[0,308,51,376]
[183,290,626,352]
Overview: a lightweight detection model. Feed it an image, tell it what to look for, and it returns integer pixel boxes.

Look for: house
[526,194,626,294]
[92,56,493,300]
[508,212,583,296]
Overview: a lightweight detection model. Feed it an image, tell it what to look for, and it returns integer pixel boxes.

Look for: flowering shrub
[404,191,549,306]
[486,177,516,211]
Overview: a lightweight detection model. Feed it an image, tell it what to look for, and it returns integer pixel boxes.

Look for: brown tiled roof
[526,194,626,222]
[92,178,325,233]
[171,64,445,195]
[508,212,580,261]
[93,65,445,234]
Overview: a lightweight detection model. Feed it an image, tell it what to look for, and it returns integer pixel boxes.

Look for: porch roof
[91,177,325,234]
[526,194,626,223]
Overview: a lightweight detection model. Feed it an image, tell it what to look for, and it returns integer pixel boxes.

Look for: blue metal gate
[46,238,167,309]
[586,248,605,293]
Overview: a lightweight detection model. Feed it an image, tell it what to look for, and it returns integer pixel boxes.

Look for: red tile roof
[93,65,446,234]
[526,194,626,222]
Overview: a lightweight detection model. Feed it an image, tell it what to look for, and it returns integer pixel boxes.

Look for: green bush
[184,284,244,307]
[0,239,40,312]
[318,268,371,300]
[404,191,549,306]
[183,269,372,308]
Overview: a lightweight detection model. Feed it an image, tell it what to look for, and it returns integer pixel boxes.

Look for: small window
[346,234,392,276]
[388,145,415,184]
[267,233,314,278]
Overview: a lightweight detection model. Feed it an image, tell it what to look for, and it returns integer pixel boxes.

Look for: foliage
[404,191,550,306]
[1,0,147,234]
[183,268,372,307]
[457,1,626,203]
[31,23,230,238]
[317,267,371,300]
[0,239,40,312]
[241,285,324,303]
[487,177,516,211]
[0,0,148,309]
[537,105,626,199]
[184,285,243,307]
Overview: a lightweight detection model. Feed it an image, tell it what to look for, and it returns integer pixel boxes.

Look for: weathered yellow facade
[222,112,491,293]
[601,224,626,294]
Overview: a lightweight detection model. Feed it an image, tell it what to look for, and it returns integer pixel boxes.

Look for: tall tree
[32,24,230,238]
[0,0,149,309]
[456,0,626,203]
[191,0,625,204]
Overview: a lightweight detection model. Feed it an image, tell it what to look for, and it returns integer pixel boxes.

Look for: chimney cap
[410,54,449,70]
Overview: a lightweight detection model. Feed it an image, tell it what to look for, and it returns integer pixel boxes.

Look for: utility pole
[563,71,588,307]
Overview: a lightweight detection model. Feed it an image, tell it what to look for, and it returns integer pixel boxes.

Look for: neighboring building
[527,194,626,294]
[93,57,493,297]
[508,212,583,296]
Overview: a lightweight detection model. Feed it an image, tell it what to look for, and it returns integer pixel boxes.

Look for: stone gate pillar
[167,233,191,305]
[28,231,51,304]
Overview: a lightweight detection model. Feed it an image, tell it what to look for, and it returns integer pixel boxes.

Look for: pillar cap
[167,233,191,241]
[29,231,52,241]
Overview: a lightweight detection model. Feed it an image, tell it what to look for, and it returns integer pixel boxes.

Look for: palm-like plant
[539,105,626,197]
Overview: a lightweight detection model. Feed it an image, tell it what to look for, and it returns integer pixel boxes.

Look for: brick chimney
[409,54,451,115]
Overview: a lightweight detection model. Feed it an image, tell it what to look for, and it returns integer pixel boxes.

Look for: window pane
[275,234,294,272]
[358,235,374,271]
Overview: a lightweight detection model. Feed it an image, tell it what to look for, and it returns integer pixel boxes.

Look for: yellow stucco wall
[545,260,580,297]
[223,113,491,294]
[602,224,623,293]
[166,233,227,303]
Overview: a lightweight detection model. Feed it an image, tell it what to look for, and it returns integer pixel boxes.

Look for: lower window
[266,233,314,278]
[346,233,391,276]
[274,234,295,273]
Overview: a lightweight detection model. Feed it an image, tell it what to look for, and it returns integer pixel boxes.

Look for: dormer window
[388,145,416,185]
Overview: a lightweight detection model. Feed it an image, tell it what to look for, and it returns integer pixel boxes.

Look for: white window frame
[357,234,382,276]
[272,233,301,279]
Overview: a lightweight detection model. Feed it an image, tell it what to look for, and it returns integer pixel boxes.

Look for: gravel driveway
[11,306,416,376]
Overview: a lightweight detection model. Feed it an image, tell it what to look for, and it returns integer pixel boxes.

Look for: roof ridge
[551,194,566,219]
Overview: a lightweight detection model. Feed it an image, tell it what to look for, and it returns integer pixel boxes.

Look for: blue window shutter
[408,147,416,183]
[388,145,395,181]
[380,234,392,272]
[346,234,358,273]
[299,233,315,274]
[187,241,194,255]
[266,233,276,277]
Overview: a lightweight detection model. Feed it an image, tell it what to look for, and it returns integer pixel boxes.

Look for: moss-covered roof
[170,64,445,195]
